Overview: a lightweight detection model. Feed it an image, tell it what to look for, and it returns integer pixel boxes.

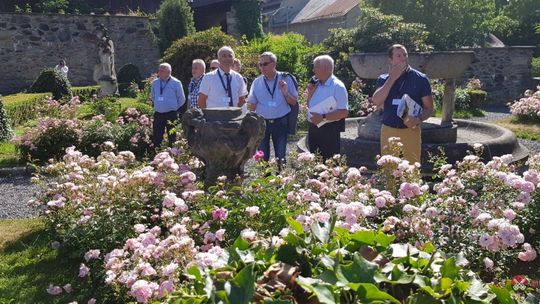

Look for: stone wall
[461,47,536,104]
[0,12,160,95]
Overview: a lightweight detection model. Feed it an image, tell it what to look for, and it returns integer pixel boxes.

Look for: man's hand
[310,112,324,125]
[388,63,407,81]
[403,115,421,129]
[279,80,288,96]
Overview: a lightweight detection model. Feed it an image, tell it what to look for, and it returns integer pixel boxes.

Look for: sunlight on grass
[493,117,540,141]
[0,218,78,304]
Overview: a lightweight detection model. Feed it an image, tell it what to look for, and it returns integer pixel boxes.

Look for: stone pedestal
[182,107,265,185]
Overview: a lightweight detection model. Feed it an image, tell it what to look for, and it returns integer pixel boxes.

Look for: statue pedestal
[97,79,118,96]
[182,108,265,185]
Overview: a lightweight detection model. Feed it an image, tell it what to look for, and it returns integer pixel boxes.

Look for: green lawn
[0,218,79,304]
[493,117,540,141]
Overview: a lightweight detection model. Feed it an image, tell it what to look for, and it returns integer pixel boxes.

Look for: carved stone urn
[182,107,265,185]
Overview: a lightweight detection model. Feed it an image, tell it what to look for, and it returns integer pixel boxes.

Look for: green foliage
[532,57,540,78]
[37,0,69,13]
[233,0,264,40]
[117,63,143,97]
[362,0,496,50]
[0,97,13,141]
[162,27,237,86]
[71,85,100,102]
[236,33,324,84]
[348,79,375,117]
[88,96,122,122]
[496,0,540,48]
[118,97,153,116]
[156,0,196,53]
[323,7,430,87]
[29,68,72,100]
[468,89,488,108]
[2,92,50,126]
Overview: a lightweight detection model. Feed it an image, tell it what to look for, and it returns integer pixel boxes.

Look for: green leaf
[422,242,436,253]
[286,217,305,235]
[440,277,453,291]
[338,253,377,284]
[349,283,400,304]
[297,277,336,304]
[226,264,256,304]
[235,248,255,264]
[389,243,418,258]
[441,257,460,280]
[407,293,441,304]
[374,231,395,248]
[187,265,203,281]
[489,285,517,304]
[350,230,376,245]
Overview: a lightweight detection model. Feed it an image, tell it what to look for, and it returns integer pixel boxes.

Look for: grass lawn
[0,218,79,304]
[433,107,485,119]
[0,124,31,168]
[493,117,540,141]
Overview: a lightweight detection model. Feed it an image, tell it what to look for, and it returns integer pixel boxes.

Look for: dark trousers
[307,121,341,160]
[153,111,178,148]
[259,115,288,162]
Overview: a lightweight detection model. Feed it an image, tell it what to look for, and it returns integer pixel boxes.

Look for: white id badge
[222,97,231,106]
[268,101,277,108]
[392,98,401,105]
[157,96,164,102]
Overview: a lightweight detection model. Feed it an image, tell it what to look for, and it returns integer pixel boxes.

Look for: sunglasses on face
[258,61,273,67]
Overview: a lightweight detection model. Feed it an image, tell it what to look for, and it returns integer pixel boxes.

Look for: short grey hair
[192,59,206,70]
[313,55,334,71]
[260,51,277,63]
[159,62,172,72]
[217,46,234,58]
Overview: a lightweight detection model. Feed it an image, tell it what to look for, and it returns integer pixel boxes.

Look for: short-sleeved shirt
[151,76,185,113]
[248,72,298,119]
[375,66,432,129]
[308,75,348,123]
[198,68,248,108]
[188,75,204,108]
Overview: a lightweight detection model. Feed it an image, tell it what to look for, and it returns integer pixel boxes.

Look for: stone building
[0,12,159,95]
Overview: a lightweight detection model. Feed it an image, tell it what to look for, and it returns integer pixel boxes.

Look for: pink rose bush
[509,86,540,122]
[32,141,540,302]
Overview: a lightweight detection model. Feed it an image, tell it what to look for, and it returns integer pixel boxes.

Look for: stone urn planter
[182,107,265,185]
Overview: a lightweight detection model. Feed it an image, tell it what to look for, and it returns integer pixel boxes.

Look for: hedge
[3,92,50,126]
[71,85,100,102]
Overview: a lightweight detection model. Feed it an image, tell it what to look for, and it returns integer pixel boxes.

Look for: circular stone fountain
[298,51,529,170]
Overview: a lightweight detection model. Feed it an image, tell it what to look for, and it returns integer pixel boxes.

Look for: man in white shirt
[197,46,247,109]
[54,59,69,78]
[306,55,349,160]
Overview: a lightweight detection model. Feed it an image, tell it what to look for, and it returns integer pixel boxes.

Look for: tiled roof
[291,0,359,24]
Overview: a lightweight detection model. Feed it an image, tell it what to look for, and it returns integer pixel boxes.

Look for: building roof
[291,0,359,24]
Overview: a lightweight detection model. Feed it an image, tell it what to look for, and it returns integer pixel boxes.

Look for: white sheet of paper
[310,96,338,127]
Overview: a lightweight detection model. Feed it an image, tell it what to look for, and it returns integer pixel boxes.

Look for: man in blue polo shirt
[372,44,434,163]
[150,63,185,148]
[248,51,298,164]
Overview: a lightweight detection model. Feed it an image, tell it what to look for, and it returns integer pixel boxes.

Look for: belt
[265,114,288,124]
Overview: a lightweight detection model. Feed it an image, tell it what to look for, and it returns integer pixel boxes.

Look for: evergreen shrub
[162,27,237,86]
[0,96,13,141]
[29,68,71,100]
[156,0,196,52]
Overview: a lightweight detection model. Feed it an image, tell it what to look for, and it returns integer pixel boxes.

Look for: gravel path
[1,107,539,219]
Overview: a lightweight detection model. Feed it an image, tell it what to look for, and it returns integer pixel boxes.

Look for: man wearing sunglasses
[209,59,219,71]
[198,46,247,109]
[248,52,298,165]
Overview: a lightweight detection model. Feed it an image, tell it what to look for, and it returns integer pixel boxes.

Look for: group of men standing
[150,43,434,165]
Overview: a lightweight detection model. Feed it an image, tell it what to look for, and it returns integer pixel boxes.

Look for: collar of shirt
[319,75,334,86]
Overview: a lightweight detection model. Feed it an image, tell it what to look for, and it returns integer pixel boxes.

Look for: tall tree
[156,0,196,53]
[233,0,264,39]
[362,0,496,50]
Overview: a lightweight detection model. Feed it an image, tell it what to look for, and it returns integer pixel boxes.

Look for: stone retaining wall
[0,12,160,95]
[461,46,536,104]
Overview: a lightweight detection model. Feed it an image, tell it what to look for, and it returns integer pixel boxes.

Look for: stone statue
[93,24,118,95]
[182,107,265,185]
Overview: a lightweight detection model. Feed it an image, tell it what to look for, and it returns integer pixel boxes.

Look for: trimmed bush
[162,27,237,87]
[29,68,72,100]
[3,92,50,126]
[532,57,540,77]
[156,0,196,52]
[119,98,153,116]
[468,89,487,108]
[117,64,142,97]
[71,85,100,102]
[0,96,13,141]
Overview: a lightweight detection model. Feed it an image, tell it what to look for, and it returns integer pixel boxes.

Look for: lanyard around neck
[160,77,171,95]
[263,73,278,99]
[217,69,230,95]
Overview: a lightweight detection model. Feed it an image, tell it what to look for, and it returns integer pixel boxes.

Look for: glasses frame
[258,61,273,67]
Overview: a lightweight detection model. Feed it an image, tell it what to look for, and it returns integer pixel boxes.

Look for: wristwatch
[322,114,327,120]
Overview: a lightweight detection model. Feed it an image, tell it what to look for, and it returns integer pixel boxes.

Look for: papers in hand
[309,96,337,127]
[396,94,423,119]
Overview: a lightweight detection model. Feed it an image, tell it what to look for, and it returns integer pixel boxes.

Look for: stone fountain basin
[297,117,529,171]
[349,51,475,79]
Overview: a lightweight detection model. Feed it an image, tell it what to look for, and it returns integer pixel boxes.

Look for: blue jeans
[259,115,288,162]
